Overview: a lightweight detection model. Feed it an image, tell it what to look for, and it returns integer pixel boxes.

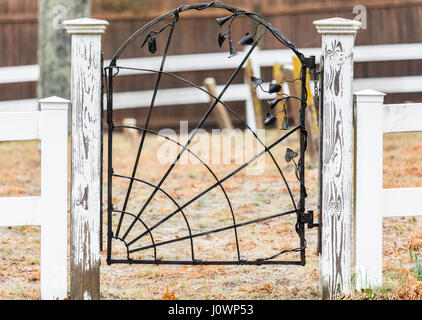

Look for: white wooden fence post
[313,17,361,299]
[354,89,385,290]
[39,96,69,300]
[244,46,260,132]
[64,18,108,300]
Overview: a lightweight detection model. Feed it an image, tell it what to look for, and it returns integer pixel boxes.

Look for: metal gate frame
[103,2,318,266]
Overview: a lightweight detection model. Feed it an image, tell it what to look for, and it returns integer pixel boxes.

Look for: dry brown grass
[0,130,421,299]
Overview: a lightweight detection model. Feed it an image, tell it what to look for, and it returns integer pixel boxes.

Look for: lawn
[0,129,421,299]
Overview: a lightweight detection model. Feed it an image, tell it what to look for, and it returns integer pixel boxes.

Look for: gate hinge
[301,210,319,229]
[302,55,316,71]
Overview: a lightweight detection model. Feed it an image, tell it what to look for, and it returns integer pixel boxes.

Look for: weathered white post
[64,17,108,300]
[354,89,385,290]
[313,17,360,299]
[39,96,69,300]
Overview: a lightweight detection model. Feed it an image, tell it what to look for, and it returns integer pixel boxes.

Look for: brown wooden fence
[1,0,422,128]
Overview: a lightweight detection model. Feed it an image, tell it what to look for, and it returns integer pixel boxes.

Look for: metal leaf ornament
[251,76,263,88]
[228,39,238,58]
[281,115,289,130]
[285,148,298,163]
[148,37,157,54]
[268,80,282,94]
[264,113,277,126]
[218,33,227,48]
[216,15,233,26]
[238,32,254,45]
[141,34,150,48]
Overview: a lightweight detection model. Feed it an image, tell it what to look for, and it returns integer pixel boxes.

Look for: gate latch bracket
[302,55,316,72]
[301,210,319,229]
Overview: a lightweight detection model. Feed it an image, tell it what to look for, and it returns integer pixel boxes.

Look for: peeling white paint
[314,18,360,299]
[66,18,107,300]
[71,33,102,268]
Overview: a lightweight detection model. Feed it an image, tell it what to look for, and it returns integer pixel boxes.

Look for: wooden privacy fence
[354,89,422,290]
[0,96,69,300]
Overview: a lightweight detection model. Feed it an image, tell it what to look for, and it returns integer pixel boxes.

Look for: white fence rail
[2,43,422,84]
[1,43,422,115]
[0,96,69,299]
[354,89,422,290]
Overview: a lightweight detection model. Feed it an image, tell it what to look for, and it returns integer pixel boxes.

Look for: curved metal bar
[126,125,301,247]
[129,208,297,254]
[109,2,303,66]
[109,259,303,265]
[112,235,131,261]
[120,29,265,244]
[257,246,304,263]
[113,173,196,260]
[115,125,240,259]
[106,2,309,265]
[115,13,178,239]
[113,209,158,260]
[108,65,299,213]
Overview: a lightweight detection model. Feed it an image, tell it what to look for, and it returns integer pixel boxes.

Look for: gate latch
[301,210,318,229]
[302,55,316,72]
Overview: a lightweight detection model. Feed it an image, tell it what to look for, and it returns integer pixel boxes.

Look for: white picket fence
[354,89,422,289]
[0,96,69,299]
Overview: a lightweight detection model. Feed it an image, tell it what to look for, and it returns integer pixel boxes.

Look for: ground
[0,129,421,300]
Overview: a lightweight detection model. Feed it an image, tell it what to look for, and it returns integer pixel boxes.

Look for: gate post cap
[314,17,361,34]
[64,17,108,34]
[354,89,386,103]
[39,96,70,110]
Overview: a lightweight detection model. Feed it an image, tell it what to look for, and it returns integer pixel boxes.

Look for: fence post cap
[64,17,108,34]
[39,96,70,110]
[354,89,385,103]
[313,17,361,34]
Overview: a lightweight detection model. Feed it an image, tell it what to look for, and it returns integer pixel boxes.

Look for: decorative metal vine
[104,2,316,266]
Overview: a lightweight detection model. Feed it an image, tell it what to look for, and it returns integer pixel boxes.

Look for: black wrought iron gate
[104,2,317,266]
